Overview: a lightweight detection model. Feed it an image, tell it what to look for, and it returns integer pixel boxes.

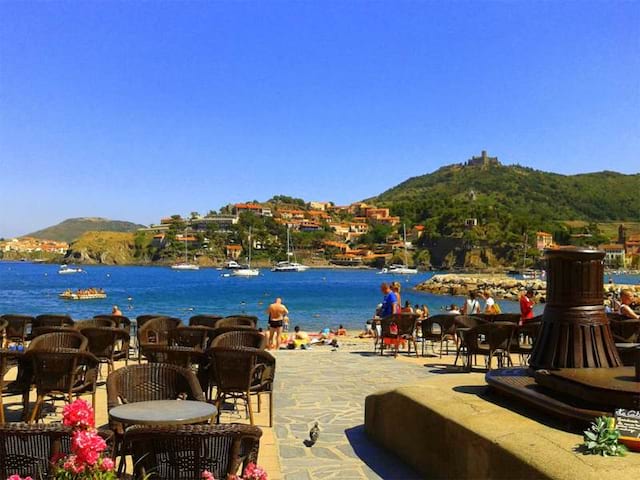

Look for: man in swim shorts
[267,297,289,349]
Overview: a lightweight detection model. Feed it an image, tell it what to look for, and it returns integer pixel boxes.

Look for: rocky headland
[415,274,640,302]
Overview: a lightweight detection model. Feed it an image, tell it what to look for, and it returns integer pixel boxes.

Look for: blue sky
[0,1,638,238]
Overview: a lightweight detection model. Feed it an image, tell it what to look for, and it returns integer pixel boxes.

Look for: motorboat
[58,264,84,274]
[223,260,244,270]
[59,289,106,300]
[271,226,309,272]
[379,264,418,275]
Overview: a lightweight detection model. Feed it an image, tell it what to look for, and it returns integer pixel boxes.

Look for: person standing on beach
[379,283,398,318]
[462,291,481,315]
[519,288,535,325]
[267,297,289,350]
[390,281,402,313]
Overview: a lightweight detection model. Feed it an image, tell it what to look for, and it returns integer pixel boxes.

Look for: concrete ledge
[364,373,640,479]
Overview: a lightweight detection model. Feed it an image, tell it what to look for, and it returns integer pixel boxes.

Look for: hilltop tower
[465,150,500,167]
[618,223,627,244]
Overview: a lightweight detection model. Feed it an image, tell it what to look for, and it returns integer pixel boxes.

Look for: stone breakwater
[415,274,640,302]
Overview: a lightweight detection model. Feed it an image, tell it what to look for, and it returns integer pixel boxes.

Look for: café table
[109,399,217,426]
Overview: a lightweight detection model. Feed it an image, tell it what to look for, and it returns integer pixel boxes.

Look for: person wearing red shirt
[519,288,535,325]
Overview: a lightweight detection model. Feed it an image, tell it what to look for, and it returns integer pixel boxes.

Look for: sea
[1,262,638,332]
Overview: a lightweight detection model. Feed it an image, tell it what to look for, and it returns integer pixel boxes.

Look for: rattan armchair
[210,330,267,349]
[210,346,276,426]
[26,349,100,422]
[94,314,131,330]
[74,318,116,329]
[28,331,87,351]
[141,344,206,369]
[137,316,181,347]
[124,423,262,480]
[1,314,32,347]
[377,314,419,357]
[510,321,542,365]
[78,327,130,373]
[418,315,446,357]
[0,349,31,423]
[609,318,640,343]
[220,315,258,328]
[169,326,209,350]
[136,314,171,329]
[0,423,72,478]
[33,314,74,328]
[189,314,223,329]
[457,321,517,371]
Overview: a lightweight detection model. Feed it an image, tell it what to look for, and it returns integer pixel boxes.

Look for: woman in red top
[519,288,535,325]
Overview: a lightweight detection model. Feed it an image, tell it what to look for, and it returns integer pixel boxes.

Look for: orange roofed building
[536,231,553,251]
[225,244,242,259]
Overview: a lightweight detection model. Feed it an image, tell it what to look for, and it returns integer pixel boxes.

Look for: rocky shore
[415,274,640,302]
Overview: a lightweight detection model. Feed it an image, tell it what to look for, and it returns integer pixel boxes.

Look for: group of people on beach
[264,297,348,350]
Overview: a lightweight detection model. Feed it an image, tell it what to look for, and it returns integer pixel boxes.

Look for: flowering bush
[51,399,117,480]
[7,476,33,480]
[203,462,268,480]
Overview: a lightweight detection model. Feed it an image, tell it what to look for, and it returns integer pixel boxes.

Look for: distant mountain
[24,217,146,243]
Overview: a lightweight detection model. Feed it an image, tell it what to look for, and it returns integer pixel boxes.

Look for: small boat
[171,228,200,270]
[231,228,260,277]
[379,264,419,275]
[272,227,309,272]
[171,263,200,270]
[223,260,244,270]
[59,290,107,300]
[58,264,84,274]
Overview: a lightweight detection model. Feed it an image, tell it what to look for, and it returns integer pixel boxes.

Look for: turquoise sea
[1,262,637,332]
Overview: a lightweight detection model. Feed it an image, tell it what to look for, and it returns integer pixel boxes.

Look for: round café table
[109,399,217,426]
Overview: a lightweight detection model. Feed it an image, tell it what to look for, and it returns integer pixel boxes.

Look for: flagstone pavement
[271,341,432,480]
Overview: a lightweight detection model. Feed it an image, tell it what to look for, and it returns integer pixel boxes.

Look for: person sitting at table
[618,289,640,319]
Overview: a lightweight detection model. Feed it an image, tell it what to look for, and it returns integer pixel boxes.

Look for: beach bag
[493,302,502,314]
[389,322,398,335]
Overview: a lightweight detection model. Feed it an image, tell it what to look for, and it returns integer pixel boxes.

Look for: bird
[304,422,320,447]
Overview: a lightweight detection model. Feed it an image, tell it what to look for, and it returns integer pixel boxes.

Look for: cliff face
[64,231,137,265]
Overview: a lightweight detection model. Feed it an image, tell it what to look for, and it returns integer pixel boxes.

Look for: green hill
[24,217,146,243]
[369,160,640,267]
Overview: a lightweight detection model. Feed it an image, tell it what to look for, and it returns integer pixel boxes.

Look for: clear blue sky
[1,1,638,238]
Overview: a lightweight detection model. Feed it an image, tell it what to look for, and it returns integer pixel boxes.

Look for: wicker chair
[1,314,32,347]
[30,325,74,338]
[124,423,262,480]
[210,347,276,426]
[169,326,209,350]
[457,322,517,371]
[189,314,223,329]
[78,327,130,373]
[136,314,171,329]
[0,350,31,423]
[609,318,640,343]
[510,321,542,365]
[26,349,100,422]
[106,363,206,438]
[137,317,181,347]
[33,314,74,328]
[94,314,131,329]
[28,331,88,351]
[141,344,206,369]
[74,318,116,329]
[222,315,258,328]
[418,315,447,357]
[210,330,267,350]
[0,423,72,479]
[453,315,488,366]
[377,314,419,357]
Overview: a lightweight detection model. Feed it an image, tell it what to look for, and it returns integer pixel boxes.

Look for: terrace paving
[271,340,431,479]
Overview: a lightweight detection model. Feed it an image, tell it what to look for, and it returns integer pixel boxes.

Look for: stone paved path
[272,342,431,479]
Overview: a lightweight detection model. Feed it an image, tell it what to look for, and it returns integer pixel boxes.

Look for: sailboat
[171,230,200,270]
[232,228,259,277]
[379,224,418,274]
[271,226,309,272]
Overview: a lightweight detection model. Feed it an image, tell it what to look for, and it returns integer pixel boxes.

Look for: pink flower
[100,457,115,472]
[71,429,106,466]
[63,454,86,474]
[243,463,268,480]
[63,398,95,429]
[201,470,215,480]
